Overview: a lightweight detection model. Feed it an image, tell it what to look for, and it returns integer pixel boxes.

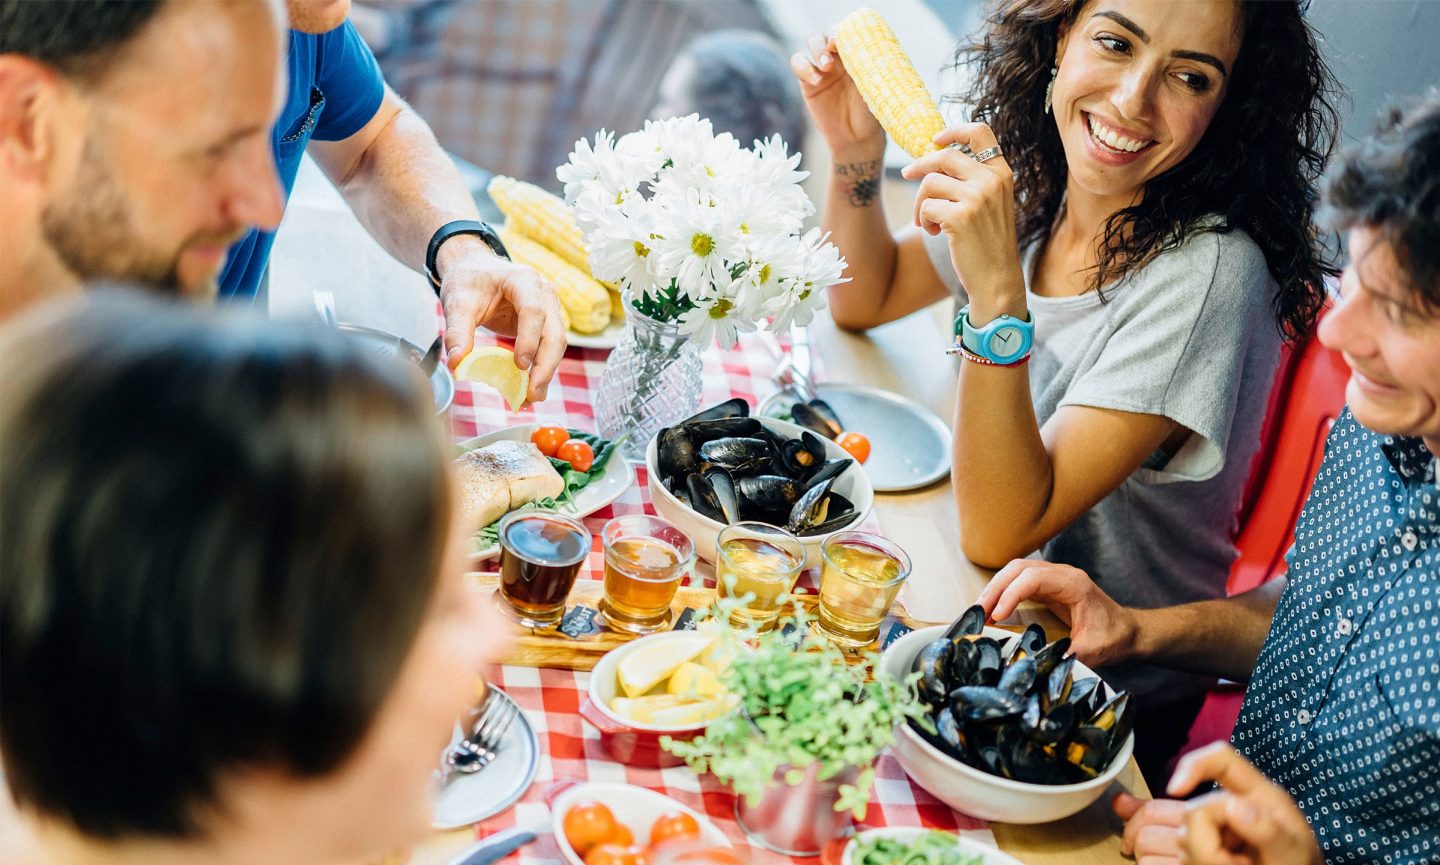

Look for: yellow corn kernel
[834,8,946,159]
[488,175,590,272]
[498,226,611,334]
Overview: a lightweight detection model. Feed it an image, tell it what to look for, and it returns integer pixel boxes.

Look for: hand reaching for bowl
[977,559,1140,670]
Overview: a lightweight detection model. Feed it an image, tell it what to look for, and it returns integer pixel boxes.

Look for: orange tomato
[647,840,745,865]
[608,822,635,847]
[531,425,570,457]
[648,811,702,846]
[557,439,596,472]
[585,844,643,865]
[563,801,619,856]
[835,431,871,464]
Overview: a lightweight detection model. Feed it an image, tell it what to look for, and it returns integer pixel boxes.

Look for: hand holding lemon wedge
[455,345,530,411]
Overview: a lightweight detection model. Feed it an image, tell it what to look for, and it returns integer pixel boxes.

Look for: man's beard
[39,137,235,299]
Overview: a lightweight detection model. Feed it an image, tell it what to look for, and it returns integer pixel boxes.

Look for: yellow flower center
[633,240,650,258]
[709,299,733,319]
[691,233,714,257]
[758,264,772,284]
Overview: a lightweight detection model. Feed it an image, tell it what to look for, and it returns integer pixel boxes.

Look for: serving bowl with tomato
[552,783,734,865]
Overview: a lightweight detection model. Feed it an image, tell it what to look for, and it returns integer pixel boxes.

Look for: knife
[442,827,538,865]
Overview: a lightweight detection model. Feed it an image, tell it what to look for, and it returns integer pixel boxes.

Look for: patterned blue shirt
[1233,409,1439,863]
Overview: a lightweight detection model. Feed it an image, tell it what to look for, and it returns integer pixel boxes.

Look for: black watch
[424,219,510,294]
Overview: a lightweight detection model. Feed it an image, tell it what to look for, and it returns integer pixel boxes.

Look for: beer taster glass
[599,514,695,634]
[495,511,591,628]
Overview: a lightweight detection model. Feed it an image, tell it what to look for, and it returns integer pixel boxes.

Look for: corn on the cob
[488,175,590,272]
[834,8,946,159]
[498,226,611,334]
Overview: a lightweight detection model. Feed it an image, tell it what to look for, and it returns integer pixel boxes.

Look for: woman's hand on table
[790,33,886,160]
[977,559,1139,669]
[1169,743,1323,865]
[900,123,1026,322]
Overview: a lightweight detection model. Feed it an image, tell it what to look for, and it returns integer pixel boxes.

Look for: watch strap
[955,304,1033,363]
[425,220,510,294]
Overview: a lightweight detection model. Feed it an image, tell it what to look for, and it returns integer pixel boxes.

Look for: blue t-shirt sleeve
[311,20,385,142]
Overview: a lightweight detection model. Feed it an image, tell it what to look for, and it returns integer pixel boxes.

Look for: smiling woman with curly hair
[793,0,1340,784]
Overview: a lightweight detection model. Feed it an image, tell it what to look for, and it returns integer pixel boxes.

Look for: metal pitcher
[733,762,859,856]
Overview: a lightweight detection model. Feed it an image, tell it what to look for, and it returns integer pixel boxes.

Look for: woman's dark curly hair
[953,0,1341,339]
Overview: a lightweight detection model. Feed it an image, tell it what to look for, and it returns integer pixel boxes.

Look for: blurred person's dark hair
[0,0,165,83]
[0,290,452,839]
[653,29,807,150]
[955,0,1341,339]
[1319,90,1440,311]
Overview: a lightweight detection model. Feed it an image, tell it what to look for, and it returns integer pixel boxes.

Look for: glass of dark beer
[495,511,591,628]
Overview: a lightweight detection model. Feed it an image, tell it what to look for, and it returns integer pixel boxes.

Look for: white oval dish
[551,782,732,865]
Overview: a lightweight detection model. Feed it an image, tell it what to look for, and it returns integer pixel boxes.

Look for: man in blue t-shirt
[221,0,564,403]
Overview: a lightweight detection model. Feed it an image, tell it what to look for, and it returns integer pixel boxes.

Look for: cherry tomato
[648,811,702,846]
[648,840,745,865]
[835,431,871,464]
[584,844,642,865]
[563,801,619,856]
[608,822,635,847]
[557,438,596,472]
[531,425,570,458]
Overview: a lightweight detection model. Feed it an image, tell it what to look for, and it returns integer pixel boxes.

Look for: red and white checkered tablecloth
[447,333,995,862]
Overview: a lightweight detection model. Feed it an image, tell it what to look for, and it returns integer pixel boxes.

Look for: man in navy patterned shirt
[978,91,1440,864]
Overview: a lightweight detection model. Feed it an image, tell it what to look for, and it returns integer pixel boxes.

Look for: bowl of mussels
[878,605,1135,824]
[646,398,873,563]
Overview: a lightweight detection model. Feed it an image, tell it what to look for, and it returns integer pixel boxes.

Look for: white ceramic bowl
[879,626,1135,825]
[842,828,1025,865]
[646,416,874,564]
[581,630,744,767]
[551,782,732,865]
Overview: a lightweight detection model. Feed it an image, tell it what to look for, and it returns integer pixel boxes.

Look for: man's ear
[0,56,71,183]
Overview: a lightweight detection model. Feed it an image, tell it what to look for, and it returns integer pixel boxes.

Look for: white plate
[843,828,1023,865]
[551,782,732,865]
[759,384,952,493]
[432,687,539,829]
[460,424,634,559]
[567,315,625,351]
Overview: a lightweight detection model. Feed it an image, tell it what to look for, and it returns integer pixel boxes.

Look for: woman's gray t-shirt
[924,222,1283,700]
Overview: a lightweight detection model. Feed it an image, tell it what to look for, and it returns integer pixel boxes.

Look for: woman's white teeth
[1087,114,1147,153]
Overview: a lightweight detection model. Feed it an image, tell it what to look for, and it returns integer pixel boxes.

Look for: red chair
[1173,328,1350,772]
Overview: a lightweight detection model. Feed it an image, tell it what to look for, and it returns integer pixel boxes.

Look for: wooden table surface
[408,304,1147,865]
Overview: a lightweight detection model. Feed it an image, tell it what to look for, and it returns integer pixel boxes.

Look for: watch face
[988,325,1024,359]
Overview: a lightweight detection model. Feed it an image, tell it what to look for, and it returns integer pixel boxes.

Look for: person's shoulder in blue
[218,21,385,302]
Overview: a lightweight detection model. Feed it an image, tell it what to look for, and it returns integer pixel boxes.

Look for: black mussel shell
[779,432,828,477]
[803,458,853,490]
[687,469,740,524]
[914,637,954,704]
[1010,623,1047,661]
[681,397,749,425]
[682,416,762,444]
[949,684,1025,723]
[1032,637,1072,678]
[946,604,987,641]
[998,655,1037,695]
[736,474,805,514]
[698,436,776,475]
[657,426,697,485]
[790,398,843,439]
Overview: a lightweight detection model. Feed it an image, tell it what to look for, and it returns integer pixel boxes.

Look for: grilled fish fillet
[454,440,566,527]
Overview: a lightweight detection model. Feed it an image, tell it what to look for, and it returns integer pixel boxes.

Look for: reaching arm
[308,87,565,401]
[979,559,1285,682]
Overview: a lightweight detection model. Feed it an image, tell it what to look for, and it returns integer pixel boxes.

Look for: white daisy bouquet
[558,115,848,348]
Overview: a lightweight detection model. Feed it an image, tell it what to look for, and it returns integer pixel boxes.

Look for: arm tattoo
[835,158,882,207]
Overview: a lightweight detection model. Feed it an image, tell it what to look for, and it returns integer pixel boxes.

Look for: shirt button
[1401,531,1419,551]
[1297,709,1313,725]
[1336,617,1353,636]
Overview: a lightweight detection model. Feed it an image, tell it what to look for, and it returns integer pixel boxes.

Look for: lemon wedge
[667,662,726,699]
[455,345,528,411]
[616,634,711,697]
[611,693,739,726]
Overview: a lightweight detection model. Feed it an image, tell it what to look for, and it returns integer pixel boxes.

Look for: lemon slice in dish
[616,634,711,697]
[455,346,528,411]
[667,662,726,700]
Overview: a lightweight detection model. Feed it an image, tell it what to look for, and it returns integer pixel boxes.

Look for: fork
[440,695,520,781]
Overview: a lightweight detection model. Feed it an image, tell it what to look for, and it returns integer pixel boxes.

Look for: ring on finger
[973,145,1003,164]
[948,142,975,156]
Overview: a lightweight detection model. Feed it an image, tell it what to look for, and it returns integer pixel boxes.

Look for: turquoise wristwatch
[955,305,1034,364]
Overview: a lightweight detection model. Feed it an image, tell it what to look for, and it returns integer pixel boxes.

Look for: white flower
[557,130,656,207]
[585,203,660,300]
[651,187,744,300]
[677,284,756,350]
[766,228,848,329]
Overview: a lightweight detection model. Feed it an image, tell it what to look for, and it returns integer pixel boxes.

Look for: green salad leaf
[469,428,617,550]
[852,833,983,865]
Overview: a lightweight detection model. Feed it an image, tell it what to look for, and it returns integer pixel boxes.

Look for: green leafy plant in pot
[662,602,928,855]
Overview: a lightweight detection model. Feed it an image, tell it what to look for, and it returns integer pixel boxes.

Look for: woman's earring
[1044,66,1058,114]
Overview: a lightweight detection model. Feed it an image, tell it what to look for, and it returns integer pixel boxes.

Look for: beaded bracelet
[945,341,1032,367]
